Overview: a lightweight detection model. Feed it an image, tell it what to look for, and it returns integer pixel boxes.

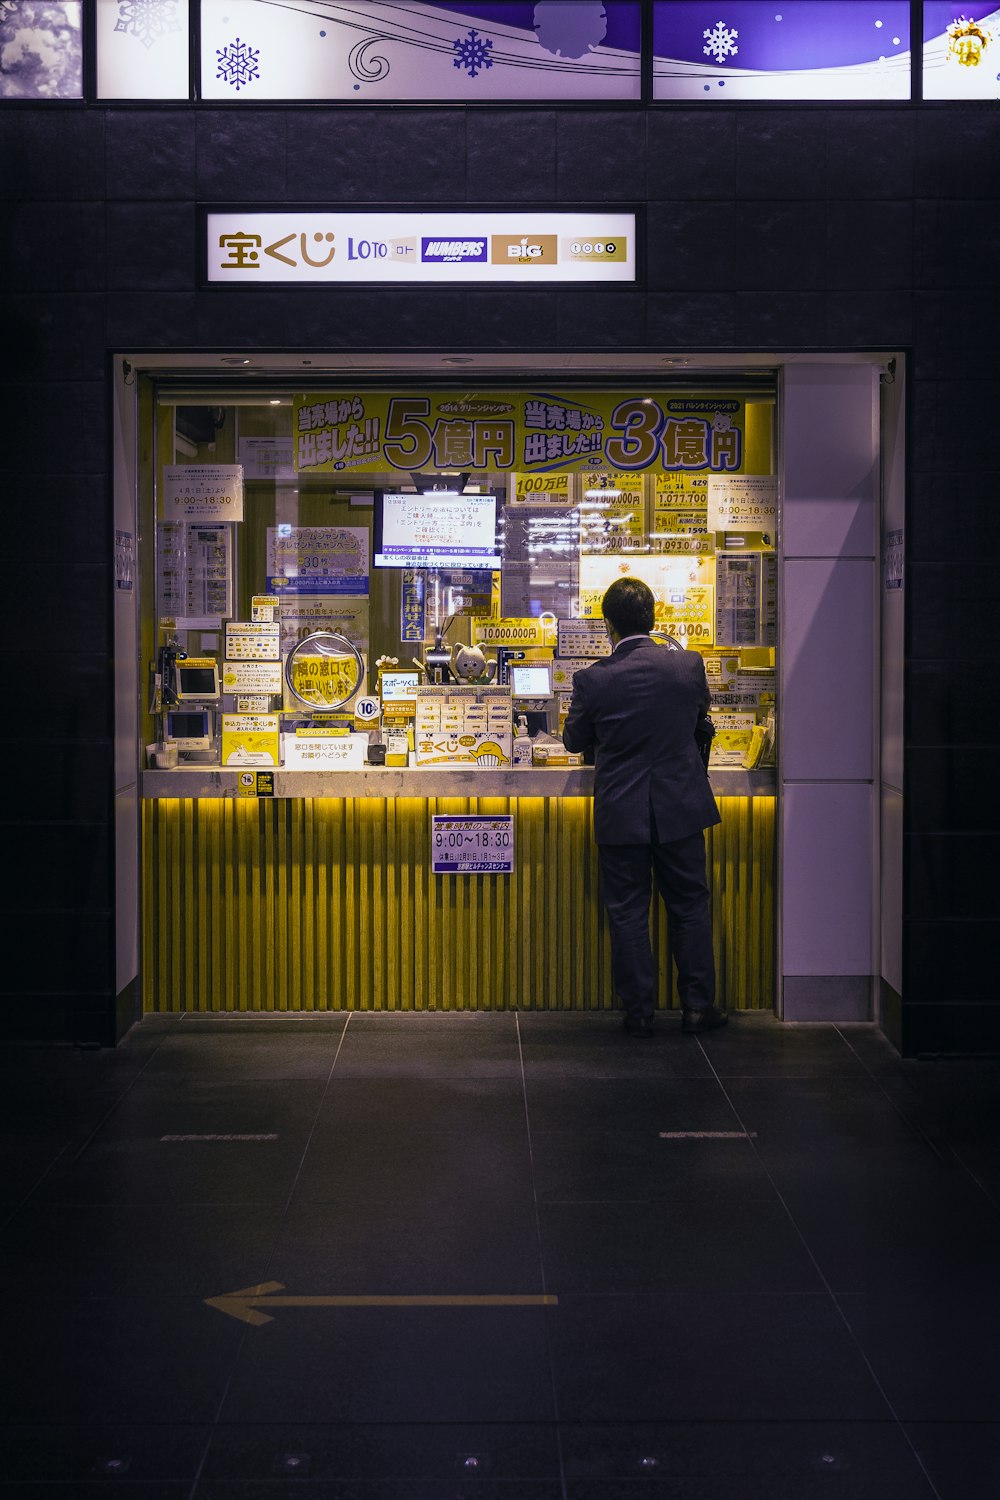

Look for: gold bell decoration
[947,15,991,66]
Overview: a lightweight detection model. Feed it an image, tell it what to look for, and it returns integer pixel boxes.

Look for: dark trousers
[598,833,715,1018]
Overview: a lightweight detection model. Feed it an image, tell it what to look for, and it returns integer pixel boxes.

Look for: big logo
[491,235,559,265]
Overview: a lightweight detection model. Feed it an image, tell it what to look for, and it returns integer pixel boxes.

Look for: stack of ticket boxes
[415,685,513,768]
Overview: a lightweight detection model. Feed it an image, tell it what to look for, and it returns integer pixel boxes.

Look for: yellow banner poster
[578,555,716,623]
[294,393,747,478]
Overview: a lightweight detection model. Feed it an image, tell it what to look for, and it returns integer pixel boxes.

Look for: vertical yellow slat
[143,792,775,1015]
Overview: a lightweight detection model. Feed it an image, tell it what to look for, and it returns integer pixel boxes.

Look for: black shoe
[681,1006,728,1035]
[623,1014,656,1039]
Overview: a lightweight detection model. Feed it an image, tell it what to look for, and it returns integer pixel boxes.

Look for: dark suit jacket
[562,636,721,846]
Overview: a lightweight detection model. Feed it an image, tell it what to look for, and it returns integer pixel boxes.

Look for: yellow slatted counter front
[142,795,774,1013]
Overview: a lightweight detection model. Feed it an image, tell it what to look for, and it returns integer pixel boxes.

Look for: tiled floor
[1,1010,998,1498]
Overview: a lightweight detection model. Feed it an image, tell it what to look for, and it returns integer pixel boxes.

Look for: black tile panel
[646,289,737,346]
[908,466,1000,560]
[556,290,647,348]
[0,1423,209,1485]
[826,200,914,290]
[904,659,1000,745]
[0,202,106,292]
[916,197,1000,289]
[0,108,106,202]
[354,109,468,204]
[556,112,646,201]
[903,920,1000,1005]
[0,381,108,477]
[107,291,198,349]
[196,111,289,200]
[826,110,916,200]
[0,473,110,567]
[907,747,1000,833]
[825,289,913,348]
[905,832,1000,922]
[902,1000,1000,1057]
[915,109,1000,199]
[106,111,198,201]
[0,912,114,993]
[732,201,829,291]
[907,563,1000,657]
[284,111,387,202]
[645,200,739,291]
[646,111,738,200]
[106,201,198,292]
[4,561,110,651]
[735,111,827,200]
[733,291,828,347]
[913,288,1000,381]
[0,293,106,381]
[467,111,557,201]
[910,377,1000,475]
[0,824,112,911]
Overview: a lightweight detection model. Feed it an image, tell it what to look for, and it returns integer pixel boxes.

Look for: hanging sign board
[206,211,635,285]
[432,815,515,875]
[160,465,244,522]
[707,475,777,531]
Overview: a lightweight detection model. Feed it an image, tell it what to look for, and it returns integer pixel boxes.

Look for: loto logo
[421,238,488,264]
[491,234,559,266]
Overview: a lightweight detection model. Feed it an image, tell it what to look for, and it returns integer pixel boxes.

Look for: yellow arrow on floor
[206,1282,558,1326]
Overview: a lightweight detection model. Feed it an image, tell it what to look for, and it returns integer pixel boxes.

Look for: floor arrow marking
[205,1282,558,1326]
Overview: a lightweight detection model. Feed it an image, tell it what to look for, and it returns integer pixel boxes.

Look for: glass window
[96,0,190,99]
[653,0,911,100]
[922,3,999,99]
[143,385,777,777]
[200,0,641,101]
[0,1,82,98]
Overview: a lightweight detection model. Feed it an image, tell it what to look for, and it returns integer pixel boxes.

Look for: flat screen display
[374,492,501,570]
[175,660,220,701]
[511,663,553,698]
[166,709,211,746]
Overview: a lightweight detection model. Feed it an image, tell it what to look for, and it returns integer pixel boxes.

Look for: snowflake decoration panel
[922,1,1000,99]
[653,0,911,100]
[200,0,641,101]
[0,1,82,98]
[96,0,190,98]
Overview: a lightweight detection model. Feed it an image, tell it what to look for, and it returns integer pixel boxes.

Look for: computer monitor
[511,662,554,699]
[174,658,220,702]
[165,708,212,750]
[374,491,502,570]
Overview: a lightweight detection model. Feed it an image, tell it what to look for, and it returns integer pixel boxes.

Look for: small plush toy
[450,643,496,684]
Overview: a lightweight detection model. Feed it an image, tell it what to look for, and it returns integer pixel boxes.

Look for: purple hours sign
[201,0,642,101]
[653,0,911,100]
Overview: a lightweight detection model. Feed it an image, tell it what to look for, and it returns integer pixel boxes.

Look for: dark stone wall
[1,102,998,1050]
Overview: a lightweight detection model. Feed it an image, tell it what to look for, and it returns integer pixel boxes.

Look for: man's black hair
[602,577,655,637]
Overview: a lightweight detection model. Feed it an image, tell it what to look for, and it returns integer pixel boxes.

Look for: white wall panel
[781,559,875,781]
[782,782,875,976]
[783,364,878,557]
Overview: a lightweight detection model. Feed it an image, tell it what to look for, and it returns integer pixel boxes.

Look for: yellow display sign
[510,471,575,506]
[294,392,747,477]
[288,653,359,707]
[657,584,715,647]
[222,715,280,767]
[474,616,556,647]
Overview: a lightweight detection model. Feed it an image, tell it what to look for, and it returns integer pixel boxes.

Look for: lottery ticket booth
[117,353,903,1026]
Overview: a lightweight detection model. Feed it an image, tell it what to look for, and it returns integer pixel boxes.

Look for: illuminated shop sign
[205,212,636,284]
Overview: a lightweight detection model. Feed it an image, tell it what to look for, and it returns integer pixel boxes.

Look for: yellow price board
[656,584,715,647]
[510,472,575,507]
[474,616,555,647]
[578,470,646,555]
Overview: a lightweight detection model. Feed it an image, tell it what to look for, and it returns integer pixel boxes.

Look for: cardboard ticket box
[221,714,280,766]
[709,711,756,767]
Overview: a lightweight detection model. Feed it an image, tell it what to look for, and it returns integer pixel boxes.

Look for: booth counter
[142,769,775,1018]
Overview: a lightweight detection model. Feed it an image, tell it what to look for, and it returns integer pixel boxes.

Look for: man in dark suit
[562,577,727,1039]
